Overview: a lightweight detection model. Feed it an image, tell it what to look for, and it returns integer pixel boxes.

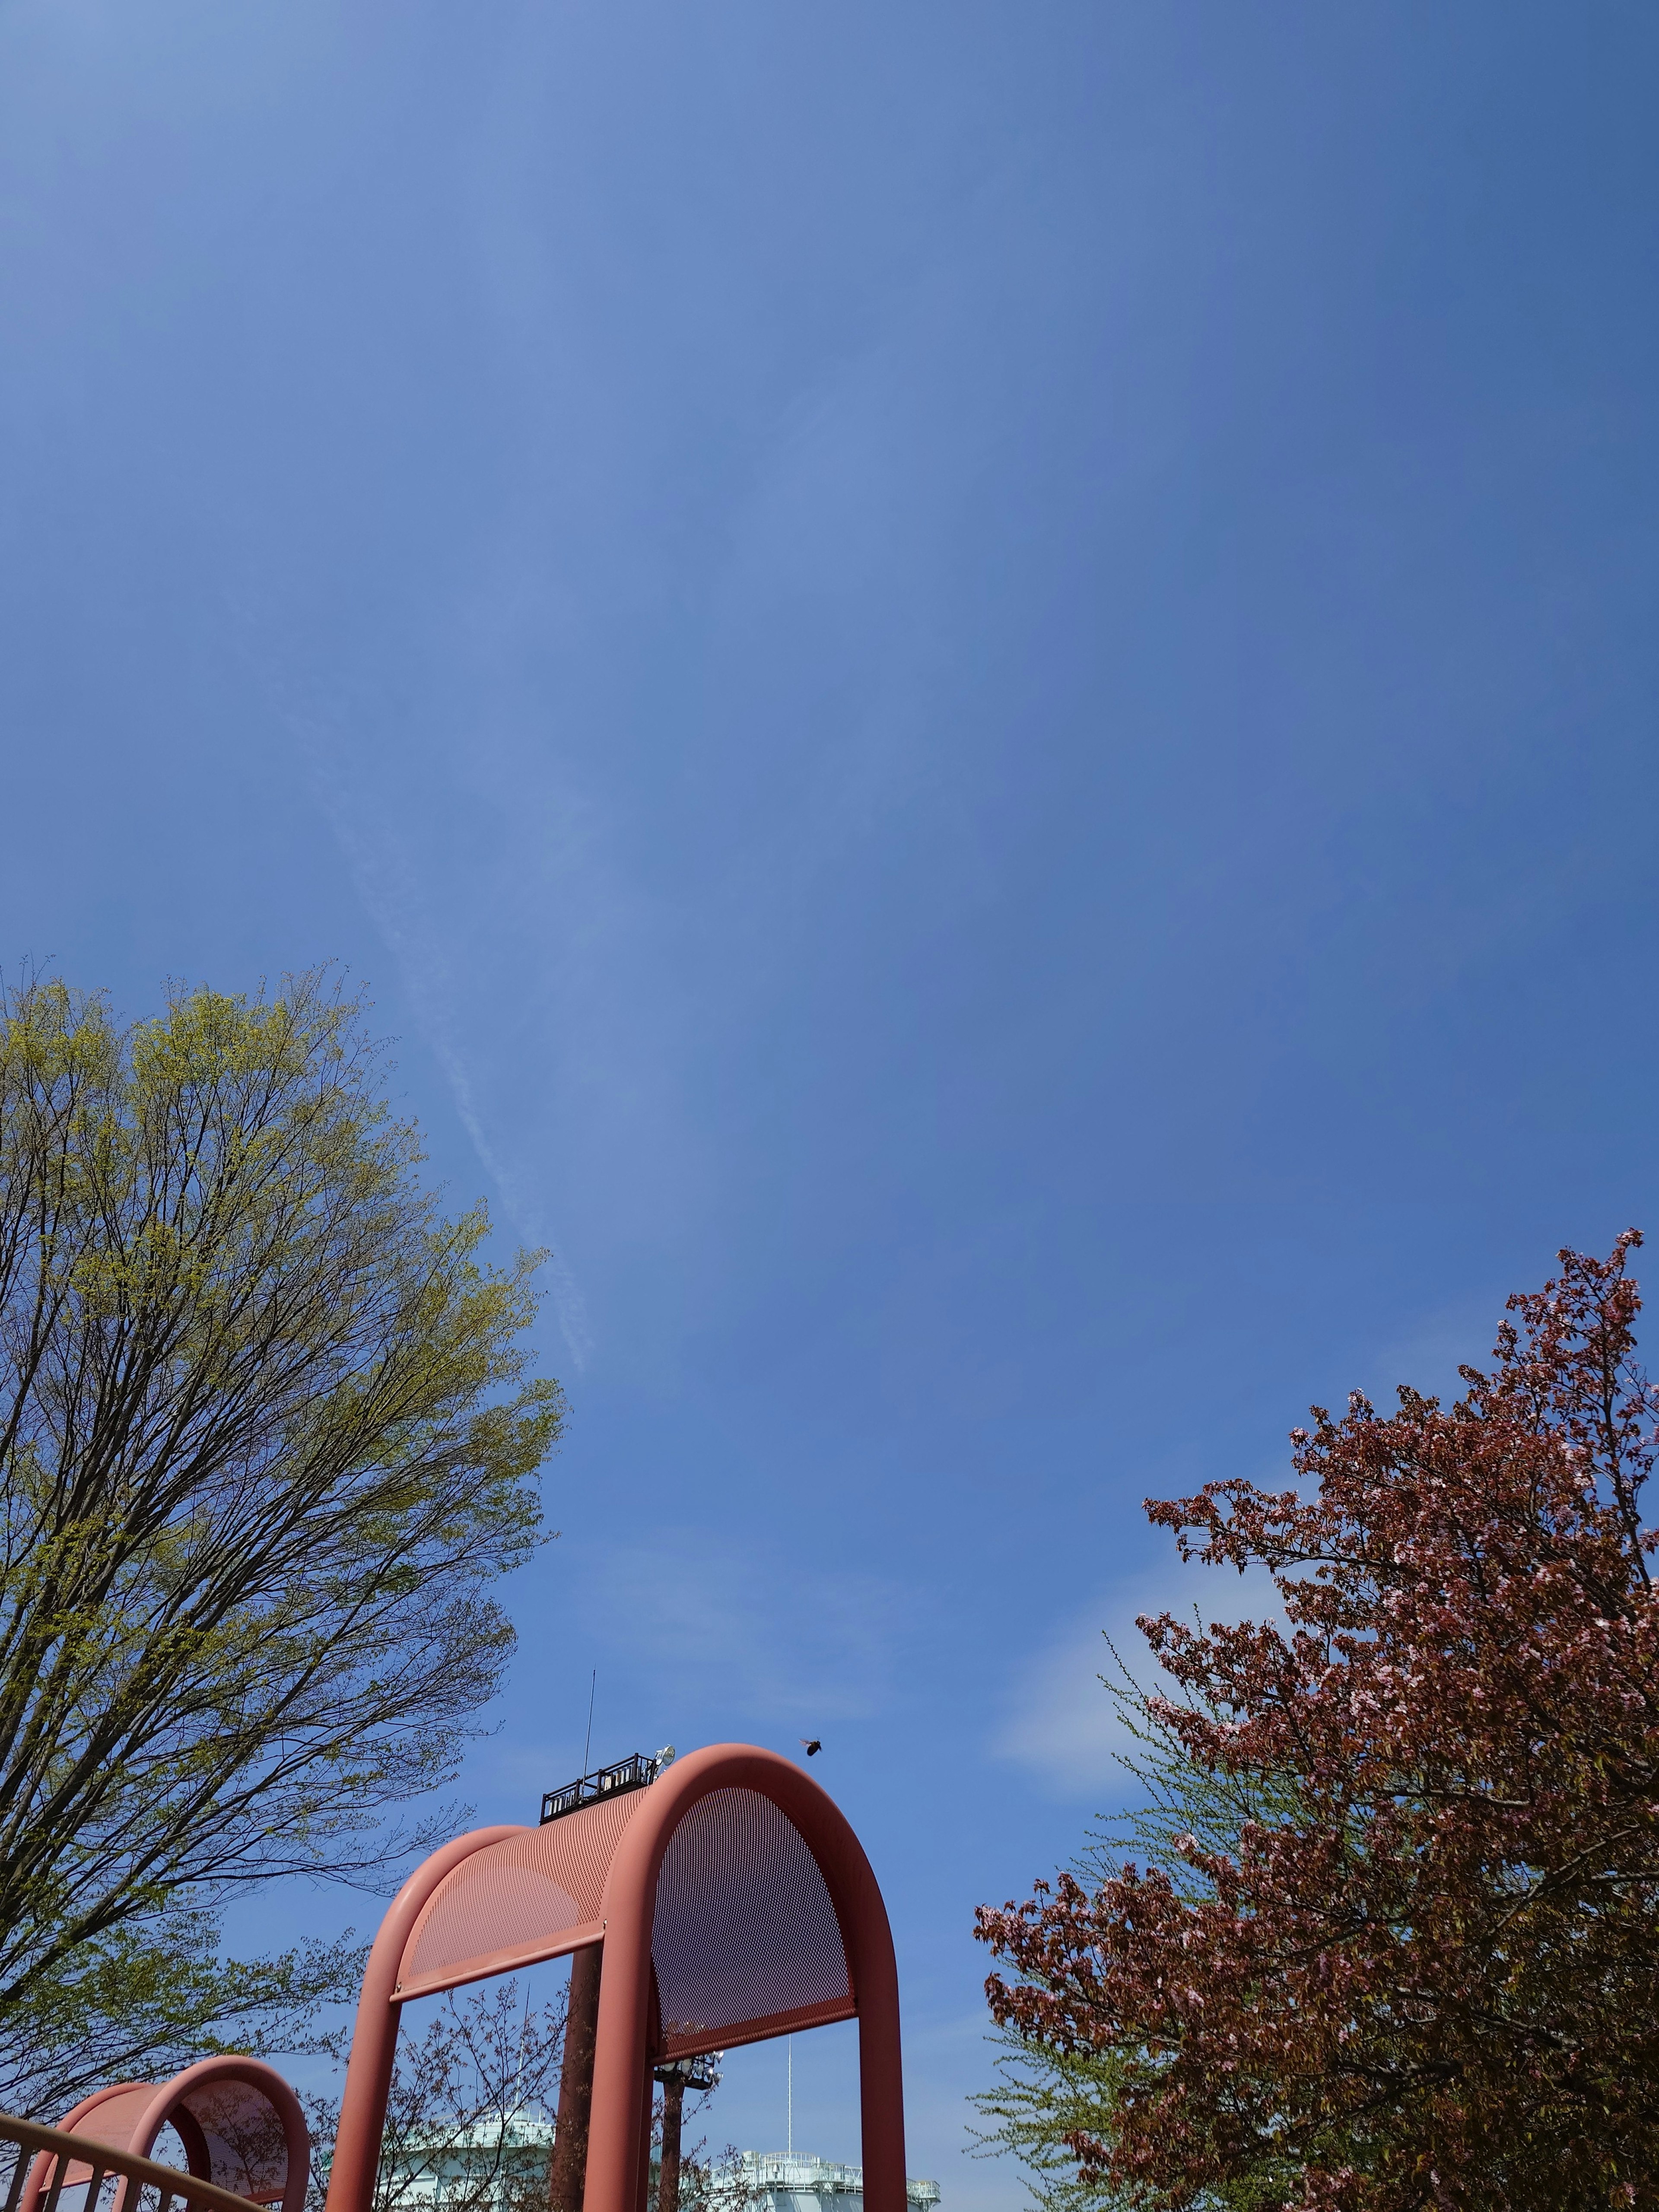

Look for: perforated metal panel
[651,1788,855,2056]
[52,2081,294,2203]
[398,1791,645,1996]
[60,2090,152,2156]
[178,2082,290,2202]
[396,1779,859,2051]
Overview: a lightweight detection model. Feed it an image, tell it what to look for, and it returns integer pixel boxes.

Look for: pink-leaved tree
[978,1234,1659,2212]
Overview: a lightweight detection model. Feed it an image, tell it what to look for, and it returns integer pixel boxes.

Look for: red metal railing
[0,2115,273,2212]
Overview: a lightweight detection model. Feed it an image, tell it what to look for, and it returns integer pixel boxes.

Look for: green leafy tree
[0,972,564,2114]
[0,1904,360,2127]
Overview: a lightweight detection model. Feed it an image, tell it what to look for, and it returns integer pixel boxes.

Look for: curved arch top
[381,1745,884,2057]
[587,1745,905,2212]
[646,1773,855,2054]
[25,2057,309,2212]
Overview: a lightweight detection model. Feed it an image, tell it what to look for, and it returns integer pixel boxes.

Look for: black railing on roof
[540,1751,663,1824]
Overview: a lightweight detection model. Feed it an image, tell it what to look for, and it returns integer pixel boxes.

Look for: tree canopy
[979,1235,1659,2212]
[0,972,563,2112]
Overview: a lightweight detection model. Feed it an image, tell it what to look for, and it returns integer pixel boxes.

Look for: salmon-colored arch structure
[324,1744,906,2212]
[24,2058,308,2212]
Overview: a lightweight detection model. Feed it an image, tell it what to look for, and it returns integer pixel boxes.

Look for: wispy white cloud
[584,1528,918,1726]
[999,1287,1520,1802]
[1360,1286,1510,1408]
[992,1560,1282,1798]
[283,693,599,1368]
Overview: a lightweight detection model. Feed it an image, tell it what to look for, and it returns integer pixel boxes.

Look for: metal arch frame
[586,1745,905,2212]
[323,1745,906,2212]
[326,1824,524,2212]
[23,2057,310,2212]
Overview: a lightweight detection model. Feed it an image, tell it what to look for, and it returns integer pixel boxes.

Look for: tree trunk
[550,1946,602,2212]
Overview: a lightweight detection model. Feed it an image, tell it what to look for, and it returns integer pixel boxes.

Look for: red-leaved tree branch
[978,1233,1659,2212]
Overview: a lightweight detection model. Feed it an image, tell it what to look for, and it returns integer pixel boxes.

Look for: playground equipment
[0,1742,907,2212]
[327,1742,906,2212]
[0,2059,308,2212]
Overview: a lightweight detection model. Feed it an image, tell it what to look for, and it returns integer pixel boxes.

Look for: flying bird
[800,1738,822,1757]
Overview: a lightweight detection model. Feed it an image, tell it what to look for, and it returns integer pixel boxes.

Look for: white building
[374,2122,940,2212]
[379,2116,556,2212]
[732,2152,940,2212]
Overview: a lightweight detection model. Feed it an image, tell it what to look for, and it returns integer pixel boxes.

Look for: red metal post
[582,1747,906,2212]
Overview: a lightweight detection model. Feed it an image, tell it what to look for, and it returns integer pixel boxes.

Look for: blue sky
[3,1,1658,2202]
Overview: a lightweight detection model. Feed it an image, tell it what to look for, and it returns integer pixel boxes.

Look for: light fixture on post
[652,2053,721,2212]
